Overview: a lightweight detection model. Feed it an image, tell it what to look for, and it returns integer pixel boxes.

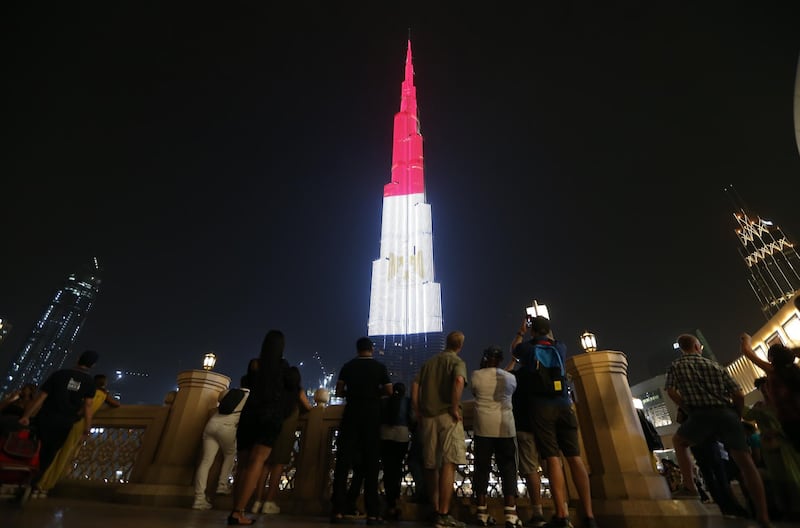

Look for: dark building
[1,259,102,397]
[373,333,445,388]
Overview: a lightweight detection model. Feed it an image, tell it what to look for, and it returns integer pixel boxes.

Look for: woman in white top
[471,346,520,528]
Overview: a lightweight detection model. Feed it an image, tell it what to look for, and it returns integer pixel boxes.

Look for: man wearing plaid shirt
[665,334,773,528]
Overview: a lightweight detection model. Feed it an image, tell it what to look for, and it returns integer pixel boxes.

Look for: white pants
[194,413,238,497]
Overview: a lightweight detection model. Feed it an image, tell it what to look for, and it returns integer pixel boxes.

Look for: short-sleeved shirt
[665,353,741,410]
[338,356,390,418]
[38,368,96,424]
[471,367,516,438]
[417,350,468,418]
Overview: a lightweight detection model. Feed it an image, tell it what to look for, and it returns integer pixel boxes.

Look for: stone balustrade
[54,354,720,527]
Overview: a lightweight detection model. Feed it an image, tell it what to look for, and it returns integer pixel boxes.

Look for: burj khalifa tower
[368,40,444,385]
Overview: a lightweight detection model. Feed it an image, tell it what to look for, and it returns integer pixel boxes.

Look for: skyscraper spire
[386,40,424,198]
[368,39,444,385]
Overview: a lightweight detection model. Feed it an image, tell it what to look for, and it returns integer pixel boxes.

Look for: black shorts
[236,413,283,451]
[530,402,580,458]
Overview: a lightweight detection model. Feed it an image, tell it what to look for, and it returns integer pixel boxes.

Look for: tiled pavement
[1,497,797,528]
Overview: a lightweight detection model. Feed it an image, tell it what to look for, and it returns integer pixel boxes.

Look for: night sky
[2,4,799,403]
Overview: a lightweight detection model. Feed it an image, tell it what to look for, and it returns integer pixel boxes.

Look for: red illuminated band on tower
[384,40,424,198]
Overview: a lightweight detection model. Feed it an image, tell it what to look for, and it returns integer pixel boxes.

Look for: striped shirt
[665,353,741,410]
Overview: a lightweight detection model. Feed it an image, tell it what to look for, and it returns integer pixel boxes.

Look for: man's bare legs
[565,456,594,519]
[545,456,569,519]
[673,433,699,493]
[729,449,770,526]
[525,470,542,507]
[425,467,440,512]
[439,462,457,515]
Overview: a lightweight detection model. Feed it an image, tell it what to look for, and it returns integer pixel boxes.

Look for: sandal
[227,511,255,525]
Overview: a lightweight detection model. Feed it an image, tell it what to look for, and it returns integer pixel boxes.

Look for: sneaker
[344,510,366,520]
[542,517,573,528]
[524,514,547,528]
[505,519,523,528]
[191,497,212,510]
[435,513,466,528]
[477,508,496,527]
[583,518,599,528]
[251,500,263,514]
[262,501,280,514]
[671,486,700,500]
[215,485,231,496]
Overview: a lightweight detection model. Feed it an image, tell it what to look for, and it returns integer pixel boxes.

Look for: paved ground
[1,497,797,528]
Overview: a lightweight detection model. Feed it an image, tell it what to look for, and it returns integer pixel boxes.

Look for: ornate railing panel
[66,427,145,483]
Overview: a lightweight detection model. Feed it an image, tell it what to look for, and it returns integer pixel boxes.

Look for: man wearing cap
[471,345,521,528]
[19,350,98,491]
[511,316,598,528]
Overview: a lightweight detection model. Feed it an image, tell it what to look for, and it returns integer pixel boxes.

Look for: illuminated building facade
[0,259,102,397]
[726,291,800,401]
[368,41,444,385]
[725,187,800,319]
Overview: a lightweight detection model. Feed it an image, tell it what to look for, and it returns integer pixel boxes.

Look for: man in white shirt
[471,346,521,528]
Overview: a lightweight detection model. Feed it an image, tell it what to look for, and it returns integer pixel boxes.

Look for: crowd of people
[663,330,800,528]
[5,306,798,528]
[215,313,799,528]
[212,317,599,528]
[0,350,121,499]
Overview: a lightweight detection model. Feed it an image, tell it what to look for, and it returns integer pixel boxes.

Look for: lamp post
[580,331,597,353]
[202,352,217,371]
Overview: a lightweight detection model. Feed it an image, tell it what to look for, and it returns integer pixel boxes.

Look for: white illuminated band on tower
[368,40,443,338]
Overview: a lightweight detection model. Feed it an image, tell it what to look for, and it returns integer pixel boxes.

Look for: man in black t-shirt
[19,350,98,487]
[330,337,392,524]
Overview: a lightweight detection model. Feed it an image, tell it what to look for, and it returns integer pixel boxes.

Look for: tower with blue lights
[1,258,103,396]
[367,40,444,386]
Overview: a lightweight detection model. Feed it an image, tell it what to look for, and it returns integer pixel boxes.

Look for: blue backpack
[526,339,567,396]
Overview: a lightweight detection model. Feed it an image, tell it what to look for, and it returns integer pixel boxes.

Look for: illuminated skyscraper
[726,187,800,319]
[368,40,444,385]
[0,259,103,396]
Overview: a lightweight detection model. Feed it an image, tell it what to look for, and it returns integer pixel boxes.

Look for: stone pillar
[567,350,714,528]
[143,369,230,485]
[283,403,343,515]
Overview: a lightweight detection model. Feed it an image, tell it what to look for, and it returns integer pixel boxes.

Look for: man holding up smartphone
[511,316,598,528]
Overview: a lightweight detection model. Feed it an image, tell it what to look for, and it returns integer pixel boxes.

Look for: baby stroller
[0,417,40,504]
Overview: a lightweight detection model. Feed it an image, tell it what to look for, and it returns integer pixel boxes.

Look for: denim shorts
[677,407,747,451]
